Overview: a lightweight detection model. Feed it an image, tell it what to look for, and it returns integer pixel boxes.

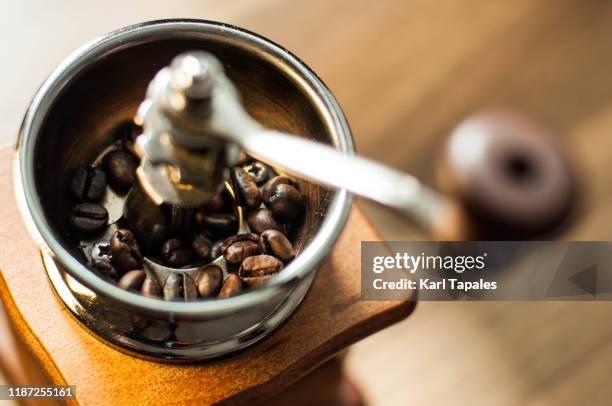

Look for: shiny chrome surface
[16,19,353,360]
[43,251,317,362]
[135,51,239,206]
[86,171,252,295]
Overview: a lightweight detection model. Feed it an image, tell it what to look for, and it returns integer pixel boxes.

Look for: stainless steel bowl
[15,19,353,361]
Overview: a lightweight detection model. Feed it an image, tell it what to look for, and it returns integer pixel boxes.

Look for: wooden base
[267,355,364,406]
[0,147,415,405]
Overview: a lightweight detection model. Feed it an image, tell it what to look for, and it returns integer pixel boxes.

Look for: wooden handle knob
[437,111,576,239]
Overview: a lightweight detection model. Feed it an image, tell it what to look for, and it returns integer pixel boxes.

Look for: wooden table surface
[4,1,612,405]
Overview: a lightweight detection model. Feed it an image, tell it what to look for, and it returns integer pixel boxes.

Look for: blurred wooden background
[3,0,612,405]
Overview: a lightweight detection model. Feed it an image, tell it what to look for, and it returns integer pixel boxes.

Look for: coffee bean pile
[68,121,305,301]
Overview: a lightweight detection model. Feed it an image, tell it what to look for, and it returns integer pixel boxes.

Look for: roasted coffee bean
[239,255,283,286]
[232,167,261,209]
[243,162,269,185]
[224,240,261,265]
[116,121,142,158]
[110,229,142,271]
[260,229,295,262]
[196,264,223,297]
[102,150,137,192]
[204,190,232,213]
[163,273,198,301]
[265,183,304,221]
[195,212,238,238]
[69,167,107,202]
[211,240,224,259]
[220,233,261,252]
[192,233,213,262]
[141,275,161,298]
[92,258,119,280]
[161,239,193,267]
[247,209,282,234]
[118,269,146,291]
[262,176,292,202]
[218,274,243,298]
[69,203,108,236]
[144,222,169,255]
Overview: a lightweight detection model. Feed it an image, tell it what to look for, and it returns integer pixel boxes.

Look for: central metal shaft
[134,51,242,207]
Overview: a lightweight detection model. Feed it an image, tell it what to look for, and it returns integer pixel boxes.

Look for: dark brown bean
[163,273,198,301]
[196,265,223,297]
[192,233,212,262]
[211,240,224,259]
[224,240,261,264]
[265,183,304,221]
[218,274,243,298]
[243,162,269,185]
[141,275,161,298]
[102,150,137,192]
[91,258,119,280]
[118,269,146,291]
[232,167,261,209]
[220,233,262,268]
[262,176,292,202]
[247,209,282,234]
[204,190,232,213]
[144,222,169,256]
[220,233,261,254]
[195,212,238,238]
[239,255,283,286]
[161,239,193,267]
[69,203,108,236]
[110,229,142,271]
[69,167,107,202]
[260,229,295,263]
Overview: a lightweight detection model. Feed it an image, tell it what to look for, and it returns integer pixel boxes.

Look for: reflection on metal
[42,249,316,362]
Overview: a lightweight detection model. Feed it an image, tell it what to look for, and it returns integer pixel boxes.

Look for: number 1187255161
[2,385,76,400]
